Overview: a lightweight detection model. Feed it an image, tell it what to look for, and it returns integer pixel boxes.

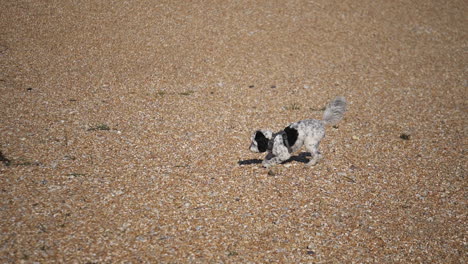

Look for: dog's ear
[254,131,269,153]
[284,126,298,147]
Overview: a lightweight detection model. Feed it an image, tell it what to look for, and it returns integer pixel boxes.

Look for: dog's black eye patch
[284,126,298,147]
[255,131,268,153]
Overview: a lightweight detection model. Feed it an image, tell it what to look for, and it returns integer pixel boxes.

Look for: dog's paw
[306,153,322,166]
[306,154,322,167]
[262,160,273,168]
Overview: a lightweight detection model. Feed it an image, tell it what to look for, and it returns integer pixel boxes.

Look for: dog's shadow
[237,159,263,165]
[238,152,311,166]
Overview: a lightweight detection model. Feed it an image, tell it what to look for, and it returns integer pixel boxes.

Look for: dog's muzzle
[249,142,258,152]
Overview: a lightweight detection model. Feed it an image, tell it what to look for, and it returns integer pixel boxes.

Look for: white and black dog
[250,96,347,168]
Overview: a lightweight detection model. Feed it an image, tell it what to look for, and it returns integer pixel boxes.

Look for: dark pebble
[0,151,11,166]
[400,133,411,140]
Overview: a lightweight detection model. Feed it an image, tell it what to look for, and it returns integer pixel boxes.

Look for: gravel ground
[1,0,466,263]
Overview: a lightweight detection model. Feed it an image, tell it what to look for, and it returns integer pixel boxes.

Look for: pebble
[136,235,147,242]
[400,133,411,140]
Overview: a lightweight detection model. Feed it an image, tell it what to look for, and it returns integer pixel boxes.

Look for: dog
[249,96,347,168]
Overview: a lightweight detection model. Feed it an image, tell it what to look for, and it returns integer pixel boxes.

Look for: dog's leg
[262,151,291,168]
[305,140,322,166]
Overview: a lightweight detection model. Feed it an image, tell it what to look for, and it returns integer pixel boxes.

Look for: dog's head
[250,130,273,153]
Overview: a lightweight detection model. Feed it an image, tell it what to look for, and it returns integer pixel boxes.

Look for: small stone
[307,242,316,249]
[352,135,360,140]
[400,133,411,140]
[0,151,11,166]
[114,190,124,196]
[136,235,147,242]
[267,170,276,176]
[119,222,131,232]
[50,161,58,169]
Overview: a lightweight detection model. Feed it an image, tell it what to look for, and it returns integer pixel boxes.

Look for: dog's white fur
[250,96,347,168]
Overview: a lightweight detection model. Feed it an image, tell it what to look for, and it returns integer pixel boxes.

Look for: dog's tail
[322,96,347,126]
